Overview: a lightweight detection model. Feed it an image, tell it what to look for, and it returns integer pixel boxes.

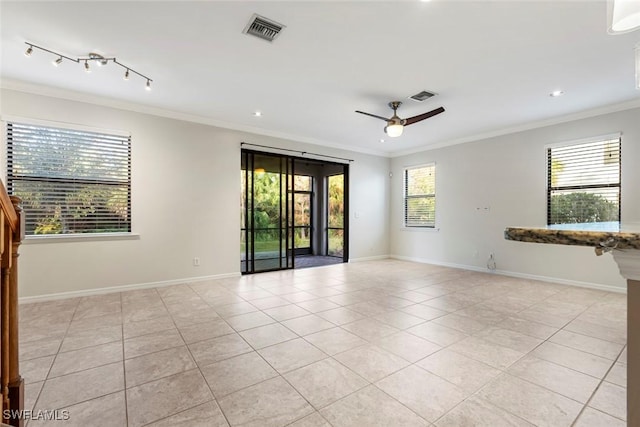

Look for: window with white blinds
[404,164,436,227]
[547,136,621,225]
[6,122,131,236]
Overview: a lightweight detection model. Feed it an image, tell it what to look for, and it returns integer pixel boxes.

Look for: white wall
[5,87,635,297]
[1,88,390,298]
[390,107,640,291]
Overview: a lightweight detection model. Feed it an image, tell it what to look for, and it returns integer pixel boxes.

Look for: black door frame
[293,176,313,256]
[326,172,349,261]
[241,149,349,274]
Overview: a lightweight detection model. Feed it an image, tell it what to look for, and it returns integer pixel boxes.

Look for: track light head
[84,60,90,73]
[53,56,63,67]
[25,46,33,57]
[124,69,130,80]
[146,79,151,91]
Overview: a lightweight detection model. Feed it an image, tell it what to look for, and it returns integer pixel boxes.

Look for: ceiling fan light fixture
[385,124,404,137]
[609,0,640,34]
[356,101,444,139]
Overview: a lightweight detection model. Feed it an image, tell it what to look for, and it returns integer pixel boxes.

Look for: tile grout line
[569,344,628,427]
[409,287,618,426]
[119,286,217,426]
[472,297,621,426]
[26,298,132,419]
[423,314,552,424]
[120,291,130,427]
[30,296,81,413]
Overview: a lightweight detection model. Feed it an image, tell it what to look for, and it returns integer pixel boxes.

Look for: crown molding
[0,78,389,158]
[4,78,639,161]
[390,97,640,158]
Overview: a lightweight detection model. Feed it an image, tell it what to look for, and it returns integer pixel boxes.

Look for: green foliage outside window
[549,192,618,224]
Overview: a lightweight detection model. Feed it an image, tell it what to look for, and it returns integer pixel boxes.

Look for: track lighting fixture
[23,42,153,90]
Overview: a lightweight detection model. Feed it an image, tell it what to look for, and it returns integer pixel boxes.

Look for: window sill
[23,232,140,244]
[401,227,440,232]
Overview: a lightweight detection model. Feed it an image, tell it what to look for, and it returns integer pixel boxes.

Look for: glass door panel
[283,160,294,269]
[293,184,312,255]
[241,151,293,273]
[241,155,251,273]
[327,174,344,257]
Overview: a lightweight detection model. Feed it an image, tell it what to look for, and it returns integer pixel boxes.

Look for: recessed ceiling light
[253,111,262,117]
[550,90,564,97]
[380,139,385,143]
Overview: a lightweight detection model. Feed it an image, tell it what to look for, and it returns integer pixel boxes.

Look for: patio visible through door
[241,149,348,274]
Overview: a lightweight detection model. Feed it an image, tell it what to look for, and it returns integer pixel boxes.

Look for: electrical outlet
[193,257,200,266]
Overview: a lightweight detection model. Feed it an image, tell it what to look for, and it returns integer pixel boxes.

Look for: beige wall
[1,88,391,298]
[390,107,640,291]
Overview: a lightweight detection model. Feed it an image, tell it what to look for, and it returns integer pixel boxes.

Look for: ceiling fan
[355,101,445,137]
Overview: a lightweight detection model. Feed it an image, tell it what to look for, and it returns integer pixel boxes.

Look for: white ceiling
[1,1,639,156]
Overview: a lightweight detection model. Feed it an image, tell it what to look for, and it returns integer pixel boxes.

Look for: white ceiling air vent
[243,14,285,42]
[409,90,437,102]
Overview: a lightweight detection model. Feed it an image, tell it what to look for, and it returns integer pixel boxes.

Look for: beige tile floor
[18,260,627,426]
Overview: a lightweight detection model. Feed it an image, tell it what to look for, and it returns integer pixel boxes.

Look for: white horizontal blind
[6,122,131,235]
[547,137,620,225]
[404,164,436,227]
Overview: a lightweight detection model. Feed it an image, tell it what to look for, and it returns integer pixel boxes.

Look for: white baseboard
[19,272,241,304]
[20,254,627,303]
[390,254,627,294]
[349,255,390,263]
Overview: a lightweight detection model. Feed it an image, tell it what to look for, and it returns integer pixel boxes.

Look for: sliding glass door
[241,151,294,273]
[241,149,349,273]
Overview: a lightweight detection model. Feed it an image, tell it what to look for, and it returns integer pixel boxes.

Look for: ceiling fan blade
[355,110,391,122]
[403,106,445,126]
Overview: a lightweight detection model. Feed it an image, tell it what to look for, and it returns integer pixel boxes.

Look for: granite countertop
[504,222,640,250]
